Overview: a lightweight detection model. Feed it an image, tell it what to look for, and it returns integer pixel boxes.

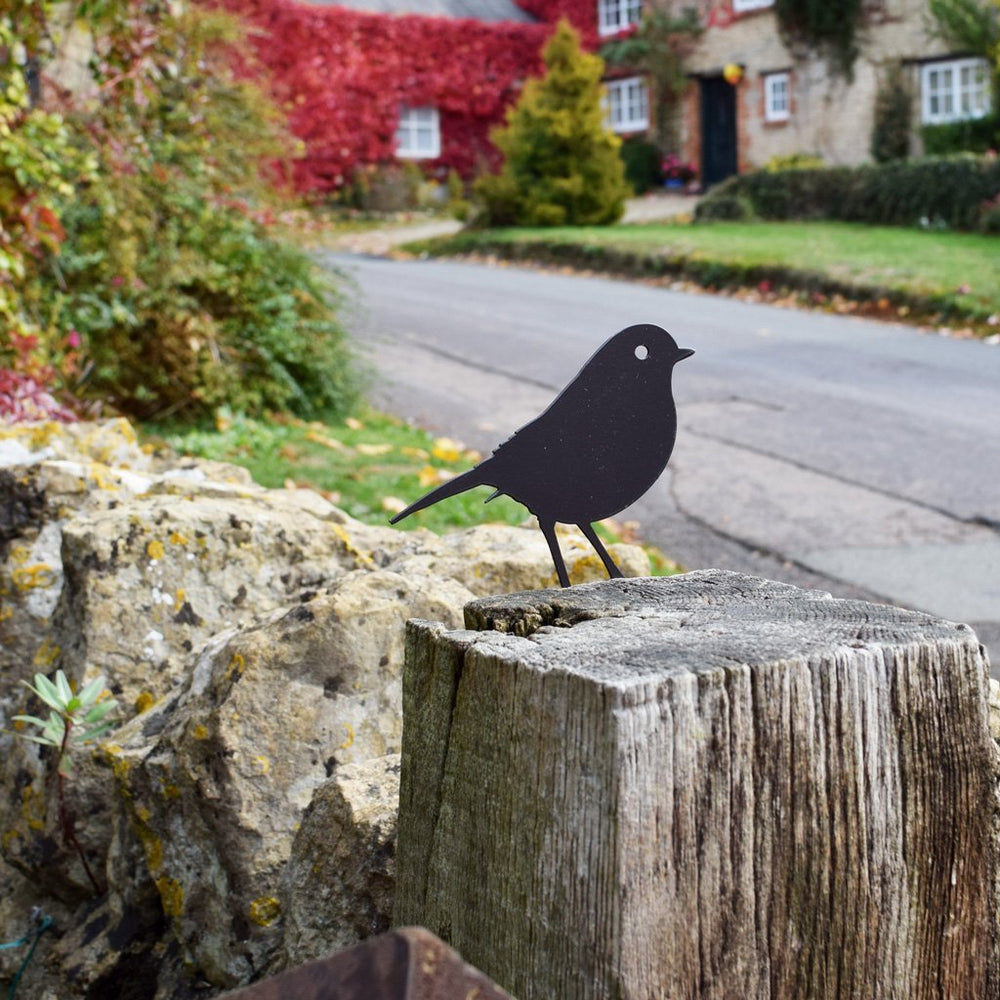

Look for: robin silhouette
[390,323,694,587]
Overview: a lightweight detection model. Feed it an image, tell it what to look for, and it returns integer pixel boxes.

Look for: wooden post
[395,571,1000,1000]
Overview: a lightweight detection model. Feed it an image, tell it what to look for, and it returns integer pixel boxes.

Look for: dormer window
[598,0,642,37]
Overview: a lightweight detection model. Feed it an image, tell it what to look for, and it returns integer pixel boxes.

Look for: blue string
[2,915,52,1000]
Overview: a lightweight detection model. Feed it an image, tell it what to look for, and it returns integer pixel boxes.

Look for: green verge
[144,409,680,575]
[405,221,1000,334]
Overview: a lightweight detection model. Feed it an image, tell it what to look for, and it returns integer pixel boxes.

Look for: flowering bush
[661,154,698,182]
[1,1,359,423]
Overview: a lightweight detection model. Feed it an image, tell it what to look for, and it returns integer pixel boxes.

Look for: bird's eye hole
[634,345,649,360]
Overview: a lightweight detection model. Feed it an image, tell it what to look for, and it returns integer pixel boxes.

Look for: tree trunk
[395,570,999,1000]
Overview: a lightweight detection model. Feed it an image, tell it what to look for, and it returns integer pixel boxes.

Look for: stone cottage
[225,0,993,190]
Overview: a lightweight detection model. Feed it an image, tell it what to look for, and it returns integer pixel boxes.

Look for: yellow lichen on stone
[169,531,188,546]
[248,896,281,927]
[87,464,121,492]
[135,690,156,714]
[31,639,60,667]
[191,723,209,741]
[11,564,57,591]
[329,522,374,569]
[2,828,23,854]
[252,755,270,776]
[147,539,165,561]
[20,787,46,832]
[225,652,245,682]
[340,722,355,751]
[156,876,184,918]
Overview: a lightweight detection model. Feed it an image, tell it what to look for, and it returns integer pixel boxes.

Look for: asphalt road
[323,250,1000,664]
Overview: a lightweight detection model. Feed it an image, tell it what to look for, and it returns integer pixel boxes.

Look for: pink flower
[111,275,124,287]
[66,330,81,348]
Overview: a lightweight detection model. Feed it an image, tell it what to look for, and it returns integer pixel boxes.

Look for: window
[604,76,649,133]
[764,72,790,122]
[732,0,773,10]
[921,58,991,124]
[598,0,642,36]
[395,106,441,159]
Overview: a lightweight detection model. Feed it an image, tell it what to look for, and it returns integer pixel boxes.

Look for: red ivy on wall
[216,0,601,195]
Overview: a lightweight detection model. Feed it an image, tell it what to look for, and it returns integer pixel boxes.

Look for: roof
[303,0,537,21]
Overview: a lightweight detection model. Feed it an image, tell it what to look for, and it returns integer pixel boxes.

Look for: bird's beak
[677,348,695,361]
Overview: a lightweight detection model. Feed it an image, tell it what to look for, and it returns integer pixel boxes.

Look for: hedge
[409,233,994,327]
[695,154,1000,231]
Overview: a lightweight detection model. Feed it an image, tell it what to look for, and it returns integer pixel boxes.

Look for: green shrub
[871,64,913,162]
[620,137,663,194]
[476,20,631,227]
[56,196,358,420]
[695,155,1000,230]
[694,193,756,222]
[980,193,1000,232]
[921,116,1000,155]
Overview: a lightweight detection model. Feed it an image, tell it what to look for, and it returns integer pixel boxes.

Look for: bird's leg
[540,519,571,588]
[578,522,624,580]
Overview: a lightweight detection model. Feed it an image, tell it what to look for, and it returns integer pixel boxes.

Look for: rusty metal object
[221,927,512,1000]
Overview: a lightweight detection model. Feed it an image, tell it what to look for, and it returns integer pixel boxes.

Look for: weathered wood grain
[395,571,999,1000]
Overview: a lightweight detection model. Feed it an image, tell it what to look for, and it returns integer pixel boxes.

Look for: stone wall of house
[675,0,959,172]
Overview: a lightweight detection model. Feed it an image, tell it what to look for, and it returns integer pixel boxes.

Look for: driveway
[319,237,1000,667]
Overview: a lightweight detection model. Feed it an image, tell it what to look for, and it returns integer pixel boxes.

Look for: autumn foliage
[216,0,602,194]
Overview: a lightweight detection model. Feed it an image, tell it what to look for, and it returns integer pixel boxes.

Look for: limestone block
[389,522,649,596]
[282,754,400,967]
[107,569,470,989]
[55,492,400,706]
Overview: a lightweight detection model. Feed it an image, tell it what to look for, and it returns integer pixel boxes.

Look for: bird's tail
[389,461,495,524]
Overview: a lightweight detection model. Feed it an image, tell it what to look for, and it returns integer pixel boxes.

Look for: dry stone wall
[0,419,648,997]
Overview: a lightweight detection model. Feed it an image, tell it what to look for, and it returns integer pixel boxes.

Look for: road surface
[322,250,1000,663]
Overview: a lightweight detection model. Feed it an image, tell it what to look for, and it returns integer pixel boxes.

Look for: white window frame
[395,106,441,160]
[764,72,790,123]
[598,0,642,37]
[733,0,773,10]
[921,57,991,124]
[604,76,649,133]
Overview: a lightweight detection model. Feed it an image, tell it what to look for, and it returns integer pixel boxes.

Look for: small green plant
[871,63,913,163]
[446,169,472,221]
[15,671,118,769]
[13,670,118,895]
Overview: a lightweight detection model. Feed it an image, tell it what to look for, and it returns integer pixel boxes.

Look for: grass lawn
[416,220,1000,330]
[145,409,680,574]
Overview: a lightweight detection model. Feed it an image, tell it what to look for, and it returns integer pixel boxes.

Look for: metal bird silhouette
[390,323,694,587]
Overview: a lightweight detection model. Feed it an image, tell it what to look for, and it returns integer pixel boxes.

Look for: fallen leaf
[305,429,349,451]
[431,437,463,462]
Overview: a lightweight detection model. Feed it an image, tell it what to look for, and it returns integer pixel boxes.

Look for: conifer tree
[476,19,631,226]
